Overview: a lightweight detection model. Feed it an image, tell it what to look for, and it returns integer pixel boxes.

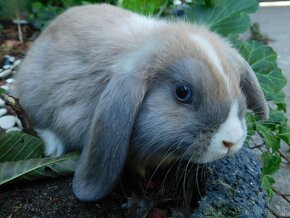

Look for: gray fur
[14,4,268,201]
[73,74,147,201]
[240,62,269,120]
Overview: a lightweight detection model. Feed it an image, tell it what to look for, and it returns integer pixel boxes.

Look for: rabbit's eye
[176,85,193,104]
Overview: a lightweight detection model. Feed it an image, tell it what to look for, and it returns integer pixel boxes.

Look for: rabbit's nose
[223,140,234,148]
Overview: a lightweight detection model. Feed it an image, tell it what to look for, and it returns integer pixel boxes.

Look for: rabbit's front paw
[37,129,65,157]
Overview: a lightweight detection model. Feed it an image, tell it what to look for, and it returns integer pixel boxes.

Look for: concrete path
[250,4,290,217]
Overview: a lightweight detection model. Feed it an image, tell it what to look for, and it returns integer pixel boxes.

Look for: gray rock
[191,147,266,217]
[2,65,11,70]
[1,85,9,91]
[6,127,21,132]
[0,69,13,78]
[0,99,5,107]
[0,115,16,129]
[6,78,15,84]
[14,117,23,129]
[0,108,7,117]
[272,163,290,196]
[267,194,290,216]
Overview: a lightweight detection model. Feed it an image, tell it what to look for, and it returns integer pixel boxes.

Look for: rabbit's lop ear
[239,60,269,120]
[73,74,147,201]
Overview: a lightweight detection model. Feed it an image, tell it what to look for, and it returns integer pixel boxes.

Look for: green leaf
[256,123,280,150]
[268,110,287,124]
[31,1,44,13]
[0,88,6,94]
[233,40,287,111]
[261,175,275,197]
[0,153,79,185]
[29,3,62,30]
[0,132,44,162]
[259,109,287,132]
[245,112,256,139]
[185,0,258,35]
[0,132,79,185]
[60,0,85,8]
[121,0,167,15]
[279,123,290,147]
[261,152,281,175]
[0,0,32,19]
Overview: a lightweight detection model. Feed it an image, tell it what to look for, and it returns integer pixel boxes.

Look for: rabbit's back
[15,4,162,150]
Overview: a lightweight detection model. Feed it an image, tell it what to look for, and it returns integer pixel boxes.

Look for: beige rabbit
[15,4,268,201]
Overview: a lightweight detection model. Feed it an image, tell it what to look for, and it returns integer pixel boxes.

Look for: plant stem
[157,0,169,17]
[15,9,23,43]
[117,0,123,7]
[17,23,23,43]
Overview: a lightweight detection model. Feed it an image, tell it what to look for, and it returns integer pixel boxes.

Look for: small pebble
[0,108,7,116]
[173,0,182,5]
[15,117,23,129]
[1,85,9,91]
[0,69,12,78]
[0,115,16,129]
[6,78,14,84]
[0,99,5,107]
[6,127,21,133]
[8,56,15,63]
[12,60,21,67]
[3,65,11,70]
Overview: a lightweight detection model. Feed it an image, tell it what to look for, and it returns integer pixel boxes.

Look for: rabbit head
[73,23,268,201]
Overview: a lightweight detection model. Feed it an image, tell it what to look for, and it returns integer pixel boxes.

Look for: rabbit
[14,4,269,202]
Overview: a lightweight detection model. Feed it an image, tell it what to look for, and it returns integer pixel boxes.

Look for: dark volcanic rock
[191,147,266,218]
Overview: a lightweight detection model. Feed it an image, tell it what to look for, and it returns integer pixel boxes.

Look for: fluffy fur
[15,4,268,201]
